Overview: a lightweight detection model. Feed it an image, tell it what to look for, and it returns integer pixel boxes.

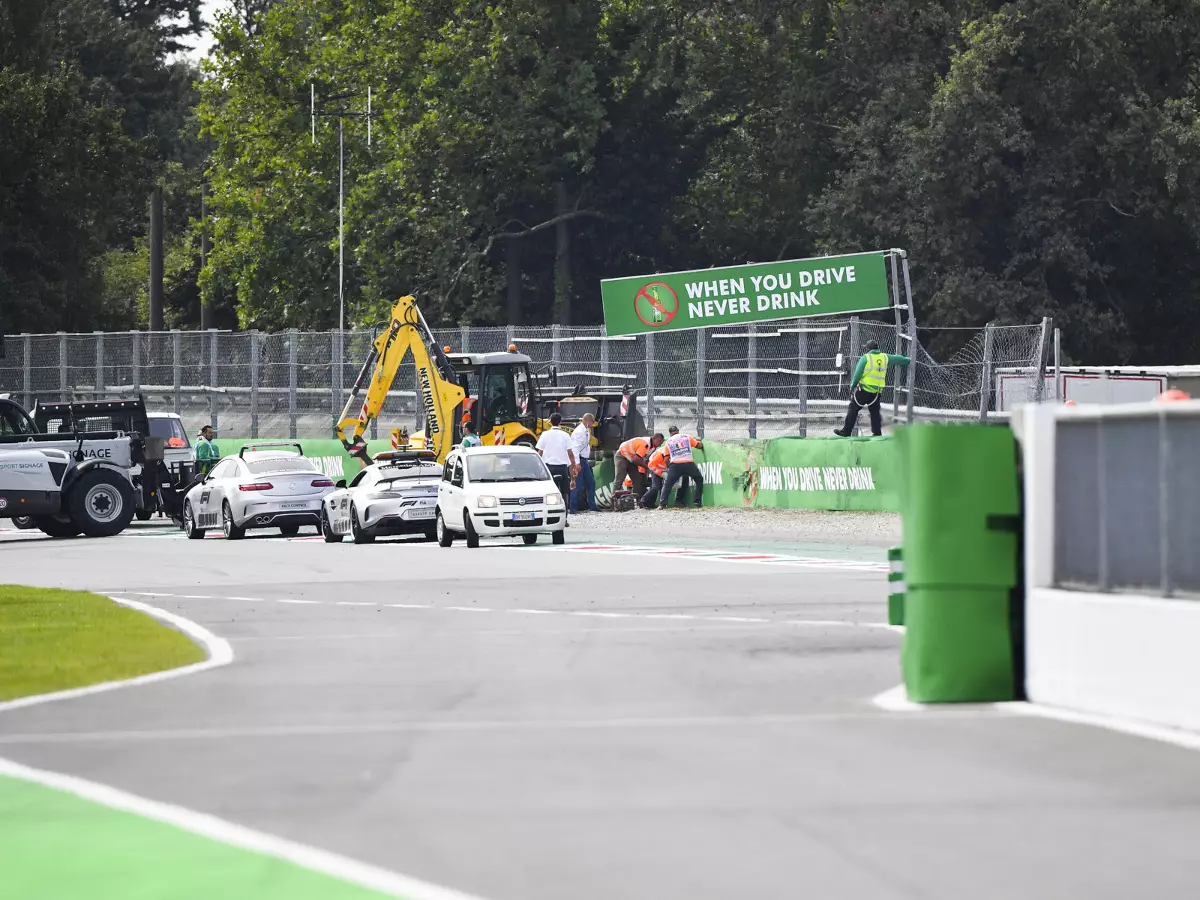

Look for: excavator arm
[335,296,466,465]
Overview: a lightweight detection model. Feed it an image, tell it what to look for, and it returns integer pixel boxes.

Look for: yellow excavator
[335,295,549,465]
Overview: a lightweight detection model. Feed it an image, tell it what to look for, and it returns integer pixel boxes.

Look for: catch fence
[0,316,1050,440]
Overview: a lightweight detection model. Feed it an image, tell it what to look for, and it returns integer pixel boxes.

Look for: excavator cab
[447,351,542,447]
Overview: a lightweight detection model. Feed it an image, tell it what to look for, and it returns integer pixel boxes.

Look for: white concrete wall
[1026,587,1200,731]
[1019,401,1200,731]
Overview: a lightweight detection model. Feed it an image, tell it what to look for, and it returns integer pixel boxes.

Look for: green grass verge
[0,586,205,701]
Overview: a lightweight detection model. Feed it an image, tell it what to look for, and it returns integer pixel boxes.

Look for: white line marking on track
[570,611,632,619]
[707,616,769,623]
[506,608,557,615]
[276,599,321,605]
[0,598,232,713]
[444,606,492,613]
[177,595,213,600]
[0,757,489,900]
[641,613,697,620]
[131,592,175,597]
[225,596,268,602]
[387,603,433,609]
[336,601,377,607]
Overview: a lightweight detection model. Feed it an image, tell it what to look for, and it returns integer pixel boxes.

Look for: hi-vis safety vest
[619,437,650,462]
[860,352,889,393]
[665,433,696,462]
[648,446,668,476]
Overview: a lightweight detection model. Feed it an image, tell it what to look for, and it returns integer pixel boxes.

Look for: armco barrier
[212,434,897,512]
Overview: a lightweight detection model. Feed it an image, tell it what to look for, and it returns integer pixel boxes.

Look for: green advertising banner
[600,251,891,337]
[690,435,897,512]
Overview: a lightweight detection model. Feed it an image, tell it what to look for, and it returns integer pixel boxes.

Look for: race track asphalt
[3,521,1200,900]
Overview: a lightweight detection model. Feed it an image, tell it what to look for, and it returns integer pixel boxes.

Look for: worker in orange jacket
[614,433,663,500]
[640,443,670,508]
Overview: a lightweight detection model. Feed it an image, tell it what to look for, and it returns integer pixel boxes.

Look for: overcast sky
[177,0,231,61]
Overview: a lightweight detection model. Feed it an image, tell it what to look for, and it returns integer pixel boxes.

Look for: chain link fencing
[0,316,1050,441]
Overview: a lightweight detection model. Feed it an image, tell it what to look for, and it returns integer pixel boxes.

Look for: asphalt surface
[3,520,1200,899]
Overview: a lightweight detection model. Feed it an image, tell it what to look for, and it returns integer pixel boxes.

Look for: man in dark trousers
[834,340,910,437]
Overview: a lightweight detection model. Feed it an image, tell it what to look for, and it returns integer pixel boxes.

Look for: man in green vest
[195,424,220,475]
[834,340,910,437]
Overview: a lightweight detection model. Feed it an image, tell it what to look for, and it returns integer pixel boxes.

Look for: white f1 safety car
[181,443,335,540]
[320,449,443,544]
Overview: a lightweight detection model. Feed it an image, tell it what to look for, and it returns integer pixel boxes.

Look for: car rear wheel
[522,534,538,545]
[12,516,35,530]
[183,500,206,540]
[279,524,300,537]
[423,526,437,542]
[222,501,245,541]
[552,530,565,545]
[321,507,343,543]
[464,511,480,549]
[436,510,454,547]
[135,509,153,521]
[350,504,375,544]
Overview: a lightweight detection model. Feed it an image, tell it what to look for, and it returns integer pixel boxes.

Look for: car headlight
[546,492,564,506]
[476,495,498,508]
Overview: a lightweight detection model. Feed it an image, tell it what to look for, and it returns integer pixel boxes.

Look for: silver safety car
[181,443,335,540]
[320,450,443,544]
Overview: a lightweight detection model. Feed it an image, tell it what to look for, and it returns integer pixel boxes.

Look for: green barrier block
[896,424,1019,702]
[887,547,904,626]
[902,586,1014,702]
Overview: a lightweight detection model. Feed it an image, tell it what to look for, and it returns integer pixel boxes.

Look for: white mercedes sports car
[181,443,335,540]
[320,450,443,544]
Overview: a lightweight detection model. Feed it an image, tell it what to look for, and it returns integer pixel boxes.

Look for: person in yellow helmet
[834,340,910,437]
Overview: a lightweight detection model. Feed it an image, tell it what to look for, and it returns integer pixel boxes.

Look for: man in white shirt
[569,413,598,513]
[536,412,576,512]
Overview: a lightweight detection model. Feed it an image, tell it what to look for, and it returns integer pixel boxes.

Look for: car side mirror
[335,479,347,489]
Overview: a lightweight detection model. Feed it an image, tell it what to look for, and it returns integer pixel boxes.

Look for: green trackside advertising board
[690,436,897,512]
[600,251,891,337]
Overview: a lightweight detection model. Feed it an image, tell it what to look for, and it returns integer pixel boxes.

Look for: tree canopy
[6,0,1200,364]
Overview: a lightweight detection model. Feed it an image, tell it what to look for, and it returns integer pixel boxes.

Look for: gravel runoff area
[572,506,902,547]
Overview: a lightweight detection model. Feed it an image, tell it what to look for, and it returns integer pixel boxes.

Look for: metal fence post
[847,318,859,434]
[1033,316,1052,403]
[94,331,104,399]
[889,252,903,424]
[131,330,140,393]
[798,329,808,437]
[645,333,655,432]
[747,325,758,439]
[600,325,610,383]
[172,329,182,415]
[58,332,68,402]
[979,323,995,422]
[696,329,706,438]
[22,334,32,407]
[288,329,298,439]
[901,256,917,423]
[460,325,470,353]
[551,324,562,371]
[1160,412,1172,597]
[209,330,219,432]
[1054,327,1063,401]
[250,330,260,439]
[506,325,515,350]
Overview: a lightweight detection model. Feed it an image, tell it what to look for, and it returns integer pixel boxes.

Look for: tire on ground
[34,514,81,538]
[68,467,136,538]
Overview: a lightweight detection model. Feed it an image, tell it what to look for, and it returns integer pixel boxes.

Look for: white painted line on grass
[0,756,489,900]
[0,598,232,714]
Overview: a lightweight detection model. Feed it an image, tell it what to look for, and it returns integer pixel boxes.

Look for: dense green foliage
[6,0,1200,363]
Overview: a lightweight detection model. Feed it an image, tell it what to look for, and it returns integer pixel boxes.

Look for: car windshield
[245,457,316,474]
[467,453,548,482]
[149,417,189,447]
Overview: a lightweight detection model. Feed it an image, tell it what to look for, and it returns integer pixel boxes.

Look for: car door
[440,454,463,528]
[198,458,233,528]
[341,467,375,533]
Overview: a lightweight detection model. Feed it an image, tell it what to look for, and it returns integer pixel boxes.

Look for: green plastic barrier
[897,425,1020,702]
[888,547,905,626]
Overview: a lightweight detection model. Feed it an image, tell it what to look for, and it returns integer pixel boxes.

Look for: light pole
[311,86,377,411]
